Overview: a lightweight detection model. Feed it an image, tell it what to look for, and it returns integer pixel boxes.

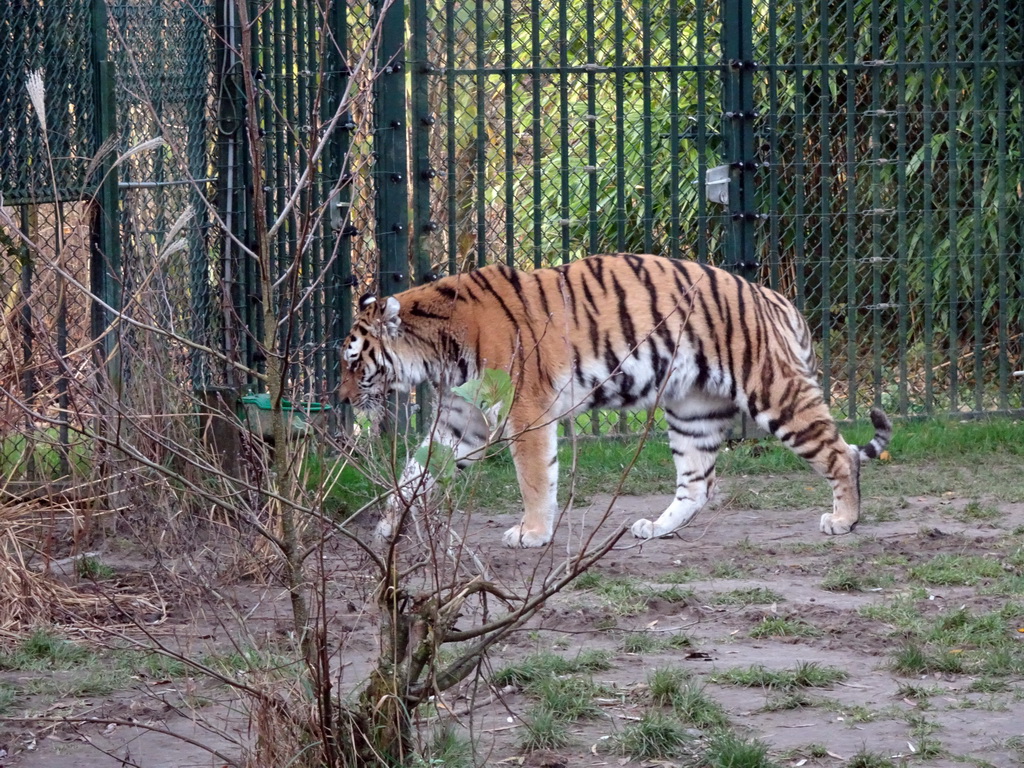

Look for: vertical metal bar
[994,0,1009,409]
[640,0,654,254]
[614,0,626,252]
[559,0,571,263]
[586,0,599,257]
[56,200,69,475]
[19,205,36,481]
[503,0,516,266]
[765,0,780,291]
[970,0,984,411]
[475,0,487,267]
[869,0,883,409]
[722,0,756,280]
[695,0,708,264]
[531,0,543,266]
[326,0,351,402]
[90,0,120,374]
[445,0,458,275]
[946,0,959,413]
[667,0,680,259]
[817,0,833,403]
[921,0,934,413]
[843,0,857,419]
[792,0,806,309]
[374,0,410,295]
[412,0,434,280]
[895,0,910,416]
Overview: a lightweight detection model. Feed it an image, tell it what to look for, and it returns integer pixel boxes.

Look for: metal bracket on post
[721,0,759,282]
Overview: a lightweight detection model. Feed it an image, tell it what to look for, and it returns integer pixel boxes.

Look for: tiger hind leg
[758,401,892,536]
[631,399,736,539]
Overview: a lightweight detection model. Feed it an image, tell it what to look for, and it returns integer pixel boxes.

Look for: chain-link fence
[2,0,1021,487]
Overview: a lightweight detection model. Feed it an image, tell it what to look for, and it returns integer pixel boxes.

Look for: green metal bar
[995,0,1009,409]
[895,0,910,416]
[921,0,934,413]
[817,0,832,404]
[475,0,487,267]
[970,0,984,411]
[843,0,857,419]
[412,0,435,281]
[667,0,680,259]
[503,0,516,266]
[869,0,883,409]
[326,0,351,400]
[531,0,543,266]
[792,0,806,309]
[765,0,780,291]
[559,0,571,263]
[946,0,959,413]
[586,0,599,256]
[445,0,458,275]
[89,0,120,370]
[374,0,410,295]
[614,0,626,252]
[722,0,756,280]
[695,0,707,265]
[640,0,653,254]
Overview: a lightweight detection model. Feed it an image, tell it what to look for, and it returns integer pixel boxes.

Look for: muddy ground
[3,462,1023,767]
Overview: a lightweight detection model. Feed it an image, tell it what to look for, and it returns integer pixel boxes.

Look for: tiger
[339,253,892,548]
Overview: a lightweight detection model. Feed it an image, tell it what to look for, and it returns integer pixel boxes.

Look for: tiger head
[339,294,404,414]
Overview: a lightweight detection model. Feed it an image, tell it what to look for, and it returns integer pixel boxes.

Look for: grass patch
[612,711,691,760]
[710,587,784,605]
[0,630,92,671]
[528,675,603,721]
[492,650,611,688]
[621,632,691,654]
[672,685,730,728]
[908,554,1005,586]
[951,500,1002,523]
[762,691,814,711]
[847,749,898,768]
[713,662,848,690]
[568,572,694,615]
[517,706,572,751]
[76,556,115,580]
[422,723,473,768]
[0,683,16,716]
[647,666,688,707]
[749,616,820,638]
[701,731,776,768]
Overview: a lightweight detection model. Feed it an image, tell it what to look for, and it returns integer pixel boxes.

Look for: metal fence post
[721,0,758,282]
[373,0,411,430]
[89,0,121,370]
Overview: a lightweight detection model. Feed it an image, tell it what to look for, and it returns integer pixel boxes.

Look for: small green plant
[518,706,571,751]
[0,630,91,671]
[0,683,16,716]
[76,556,115,580]
[492,650,611,688]
[749,616,820,638]
[714,662,848,690]
[711,587,784,605]
[846,749,898,768]
[908,554,1004,586]
[890,644,964,676]
[701,731,776,768]
[647,666,688,707]
[422,722,473,768]
[612,711,690,760]
[528,675,603,721]
[820,567,864,592]
[951,500,1000,523]
[672,685,729,728]
[762,691,814,711]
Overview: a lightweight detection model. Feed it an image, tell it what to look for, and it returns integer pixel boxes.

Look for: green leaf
[414,444,456,483]
[451,369,514,422]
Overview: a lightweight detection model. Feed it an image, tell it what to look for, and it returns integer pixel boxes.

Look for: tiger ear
[382,296,402,337]
[358,293,377,311]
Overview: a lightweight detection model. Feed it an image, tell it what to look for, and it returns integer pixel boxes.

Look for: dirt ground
[3,465,1023,767]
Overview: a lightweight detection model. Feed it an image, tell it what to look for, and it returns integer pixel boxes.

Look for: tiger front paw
[375,516,399,541]
[502,523,552,548]
[631,518,658,539]
[819,513,856,535]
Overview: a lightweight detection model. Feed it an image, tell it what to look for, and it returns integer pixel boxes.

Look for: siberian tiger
[340,253,892,548]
